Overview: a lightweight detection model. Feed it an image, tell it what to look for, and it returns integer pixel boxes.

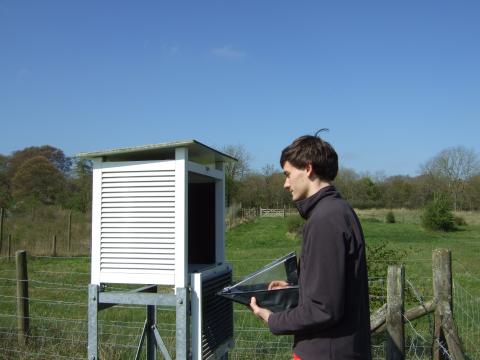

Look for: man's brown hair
[280,129,338,181]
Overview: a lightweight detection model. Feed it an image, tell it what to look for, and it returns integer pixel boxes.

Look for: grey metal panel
[99,292,177,306]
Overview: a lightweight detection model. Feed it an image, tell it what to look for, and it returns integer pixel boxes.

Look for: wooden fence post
[67,210,72,254]
[432,249,465,360]
[0,207,4,255]
[8,234,12,260]
[52,235,57,257]
[386,265,405,360]
[433,249,452,309]
[433,249,451,360]
[16,250,29,345]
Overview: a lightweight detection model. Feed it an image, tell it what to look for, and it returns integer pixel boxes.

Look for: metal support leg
[147,305,157,360]
[134,321,148,360]
[176,287,190,360]
[88,284,178,360]
[153,324,172,360]
[88,284,99,360]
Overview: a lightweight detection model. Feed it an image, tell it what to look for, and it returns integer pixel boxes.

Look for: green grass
[0,211,479,359]
[227,216,480,295]
[226,215,480,359]
[0,207,91,257]
[226,217,301,280]
[362,220,480,297]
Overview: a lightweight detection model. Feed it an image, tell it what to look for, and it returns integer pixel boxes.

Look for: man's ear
[305,163,314,177]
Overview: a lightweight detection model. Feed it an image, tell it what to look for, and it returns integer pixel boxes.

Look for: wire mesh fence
[0,256,479,359]
[454,281,480,359]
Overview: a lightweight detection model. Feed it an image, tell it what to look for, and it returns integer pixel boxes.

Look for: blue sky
[1,1,479,177]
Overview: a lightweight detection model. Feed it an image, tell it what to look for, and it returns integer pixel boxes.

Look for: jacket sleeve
[268,216,347,335]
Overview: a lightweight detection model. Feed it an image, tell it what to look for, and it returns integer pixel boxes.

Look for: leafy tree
[409,174,446,208]
[221,144,252,206]
[236,173,266,207]
[334,167,360,204]
[380,176,414,208]
[0,171,10,208]
[421,146,480,210]
[261,165,290,208]
[350,177,383,209]
[6,145,71,179]
[0,155,10,208]
[11,156,66,205]
[0,154,6,170]
[62,159,93,212]
[464,175,480,210]
[221,144,251,181]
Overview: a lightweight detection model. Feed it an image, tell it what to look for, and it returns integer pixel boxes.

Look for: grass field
[0,209,479,359]
[226,213,480,359]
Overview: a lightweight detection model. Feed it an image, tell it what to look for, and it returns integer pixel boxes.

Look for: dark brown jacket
[268,186,371,359]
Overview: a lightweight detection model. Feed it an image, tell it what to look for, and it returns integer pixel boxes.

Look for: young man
[250,131,372,359]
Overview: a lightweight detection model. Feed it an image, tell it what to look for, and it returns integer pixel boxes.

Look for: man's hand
[268,280,290,290]
[250,297,272,323]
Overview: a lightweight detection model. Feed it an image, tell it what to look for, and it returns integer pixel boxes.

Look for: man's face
[282,161,311,202]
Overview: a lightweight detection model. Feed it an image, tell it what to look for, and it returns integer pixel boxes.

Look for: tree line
[0,144,479,213]
[223,145,480,211]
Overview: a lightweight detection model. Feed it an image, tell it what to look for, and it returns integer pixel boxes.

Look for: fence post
[386,265,405,360]
[8,234,12,260]
[433,249,452,309]
[52,235,57,257]
[432,249,465,360]
[67,210,72,254]
[16,250,29,345]
[0,207,4,255]
[432,249,451,360]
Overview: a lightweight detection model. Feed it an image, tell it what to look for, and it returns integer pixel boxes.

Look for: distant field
[0,210,478,359]
[227,212,480,294]
[356,208,480,226]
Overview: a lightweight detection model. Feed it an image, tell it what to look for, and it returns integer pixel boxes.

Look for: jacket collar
[295,185,337,219]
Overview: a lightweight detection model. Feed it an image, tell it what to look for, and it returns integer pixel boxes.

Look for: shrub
[286,215,305,237]
[453,215,467,226]
[366,242,407,309]
[421,197,456,232]
[385,211,396,224]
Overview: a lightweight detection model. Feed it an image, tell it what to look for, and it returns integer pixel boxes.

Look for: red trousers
[293,353,302,360]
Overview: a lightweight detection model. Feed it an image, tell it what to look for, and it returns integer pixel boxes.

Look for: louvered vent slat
[100,168,176,278]
[102,186,175,193]
[202,271,233,358]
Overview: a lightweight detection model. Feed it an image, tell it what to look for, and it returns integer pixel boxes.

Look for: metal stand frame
[88,284,189,360]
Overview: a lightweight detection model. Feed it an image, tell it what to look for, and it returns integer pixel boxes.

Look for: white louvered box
[80,140,236,289]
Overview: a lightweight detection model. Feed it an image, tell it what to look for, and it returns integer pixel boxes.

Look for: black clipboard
[217,252,299,312]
